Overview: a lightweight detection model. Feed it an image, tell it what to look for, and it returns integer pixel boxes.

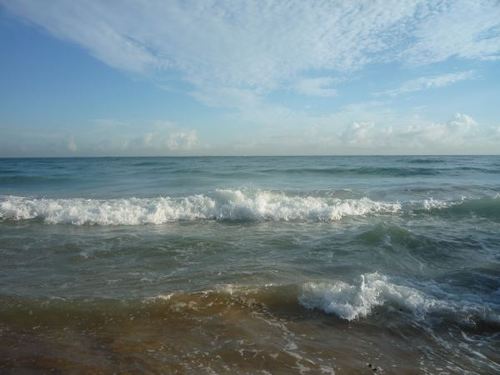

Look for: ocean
[0,156,499,374]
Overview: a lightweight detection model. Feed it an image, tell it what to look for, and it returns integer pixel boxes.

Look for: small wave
[1,275,497,328]
[406,158,445,164]
[131,160,165,167]
[422,196,500,221]
[0,190,401,225]
[360,167,440,176]
[299,273,499,323]
[260,166,440,177]
[0,175,74,184]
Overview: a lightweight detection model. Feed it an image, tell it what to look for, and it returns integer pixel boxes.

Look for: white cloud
[1,1,499,156]
[165,130,198,151]
[294,77,338,97]
[339,113,480,152]
[404,1,500,64]
[216,111,498,155]
[2,0,499,101]
[191,86,262,109]
[378,71,476,96]
[67,136,77,152]
[2,111,498,156]
[64,120,202,156]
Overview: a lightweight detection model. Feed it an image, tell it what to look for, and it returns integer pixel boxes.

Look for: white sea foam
[0,190,401,225]
[299,273,442,320]
[421,196,470,210]
[422,198,452,210]
[299,273,498,322]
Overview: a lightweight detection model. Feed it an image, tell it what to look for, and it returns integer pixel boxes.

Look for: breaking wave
[299,273,499,323]
[2,273,497,328]
[0,190,401,225]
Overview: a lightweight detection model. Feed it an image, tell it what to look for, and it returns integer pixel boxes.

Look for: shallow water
[1,156,499,374]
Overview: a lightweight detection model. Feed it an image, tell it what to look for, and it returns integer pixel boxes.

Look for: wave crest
[421,196,500,221]
[0,190,401,225]
[299,273,498,322]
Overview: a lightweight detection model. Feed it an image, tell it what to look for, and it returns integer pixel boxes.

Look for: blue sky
[1,0,500,156]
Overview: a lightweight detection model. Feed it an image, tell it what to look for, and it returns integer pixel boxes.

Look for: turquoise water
[1,156,499,373]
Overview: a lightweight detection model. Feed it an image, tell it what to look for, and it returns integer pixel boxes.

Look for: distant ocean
[1,156,499,374]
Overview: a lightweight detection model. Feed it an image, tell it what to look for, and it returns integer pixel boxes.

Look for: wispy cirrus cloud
[403,1,500,64]
[377,70,477,96]
[1,1,499,156]
[2,0,499,102]
[293,77,338,98]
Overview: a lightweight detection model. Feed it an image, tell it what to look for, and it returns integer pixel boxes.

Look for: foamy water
[299,272,499,323]
[0,190,401,224]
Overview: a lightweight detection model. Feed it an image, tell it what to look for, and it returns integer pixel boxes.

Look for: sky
[1,0,500,156]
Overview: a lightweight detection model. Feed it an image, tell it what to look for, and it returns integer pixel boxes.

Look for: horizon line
[1,154,499,159]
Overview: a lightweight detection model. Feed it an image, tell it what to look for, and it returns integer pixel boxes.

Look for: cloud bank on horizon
[1,0,500,155]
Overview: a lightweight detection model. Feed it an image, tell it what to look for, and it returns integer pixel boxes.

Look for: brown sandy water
[1,289,499,374]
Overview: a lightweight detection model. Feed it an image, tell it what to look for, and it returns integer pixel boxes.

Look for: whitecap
[298,273,498,323]
[0,190,401,225]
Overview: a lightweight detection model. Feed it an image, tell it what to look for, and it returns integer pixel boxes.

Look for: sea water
[0,156,499,373]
